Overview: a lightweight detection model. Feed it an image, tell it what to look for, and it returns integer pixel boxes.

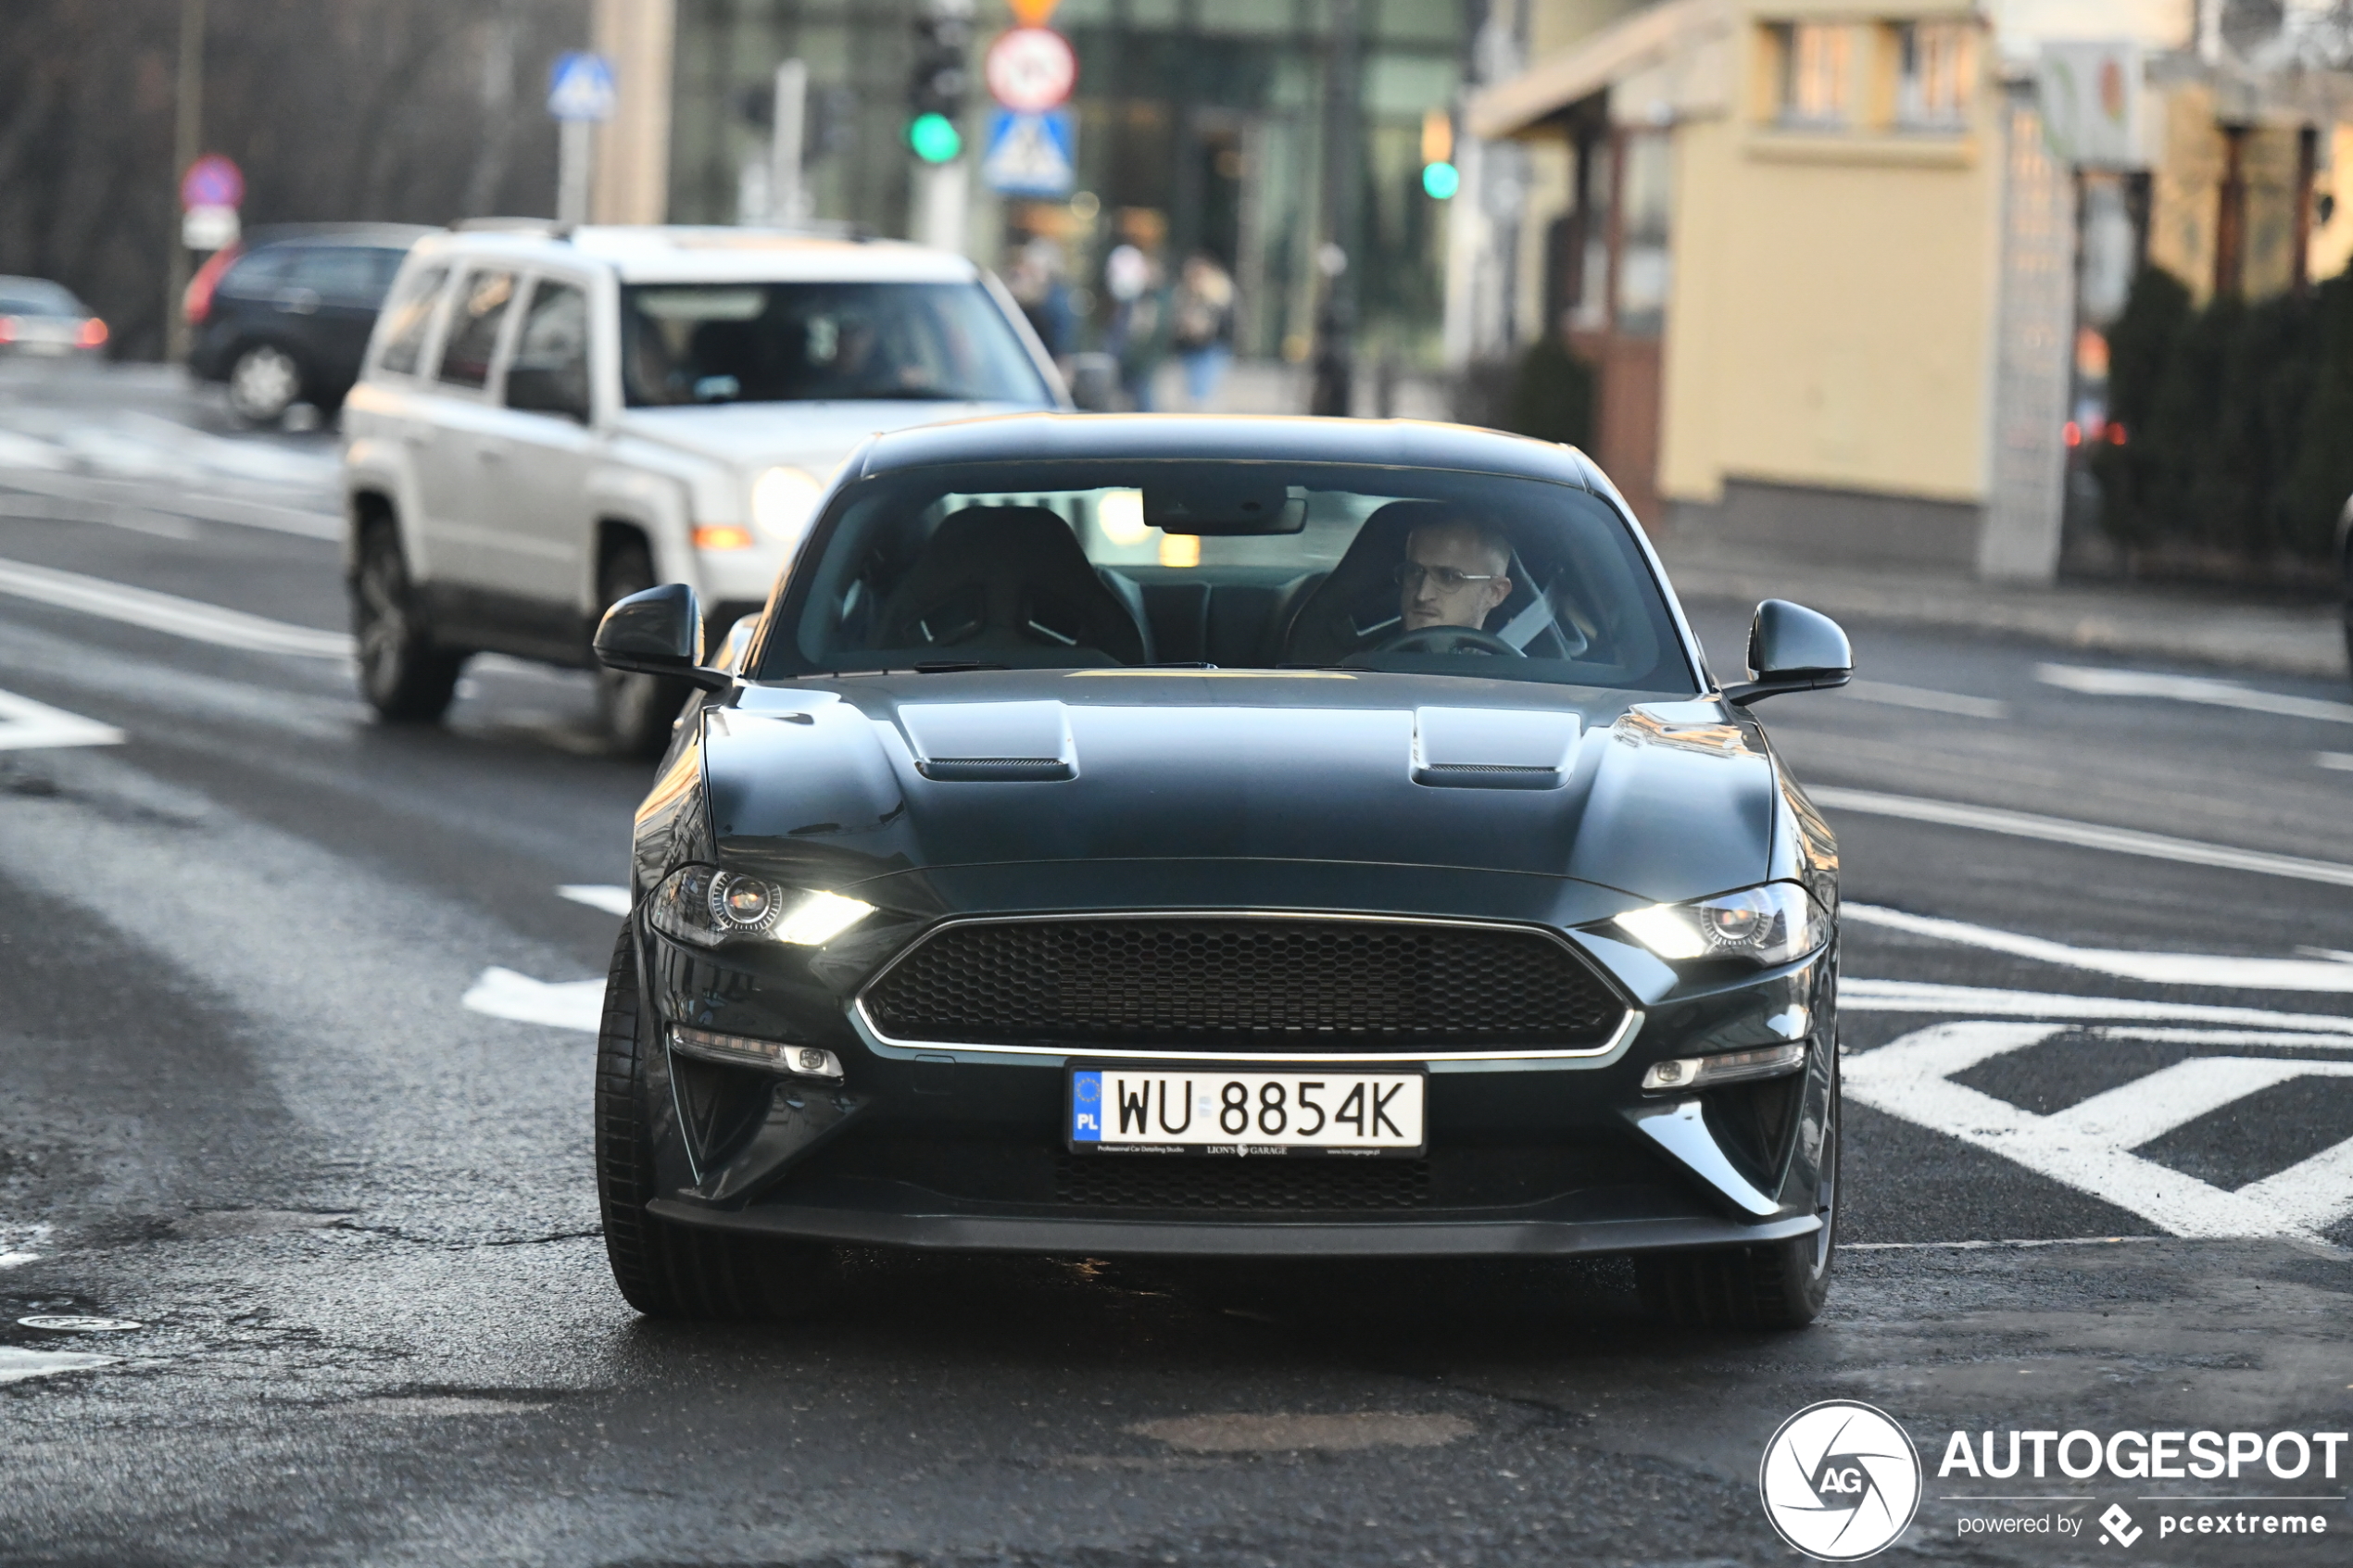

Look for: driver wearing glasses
[1393,520,1515,635]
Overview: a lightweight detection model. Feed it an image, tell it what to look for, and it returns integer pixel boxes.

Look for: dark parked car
[186,225,431,423]
[0,276,107,360]
[586,414,1856,1330]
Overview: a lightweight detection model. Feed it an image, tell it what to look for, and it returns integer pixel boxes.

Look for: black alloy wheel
[1633,1044,1841,1330]
[596,542,692,760]
[353,521,465,723]
[593,927,833,1320]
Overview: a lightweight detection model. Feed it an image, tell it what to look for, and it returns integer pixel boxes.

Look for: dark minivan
[186,225,432,425]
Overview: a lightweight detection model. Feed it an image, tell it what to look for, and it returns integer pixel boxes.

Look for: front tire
[596,541,691,760]
[226,343,303,426]
[353,521,465,722]
[1634,1050,1841,1330]
[594,927,832,1320]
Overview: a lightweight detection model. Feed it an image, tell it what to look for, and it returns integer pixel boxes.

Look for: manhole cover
[18,1315,142,1333]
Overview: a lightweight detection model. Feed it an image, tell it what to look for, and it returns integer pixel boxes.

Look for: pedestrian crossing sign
[983,109,1076,196]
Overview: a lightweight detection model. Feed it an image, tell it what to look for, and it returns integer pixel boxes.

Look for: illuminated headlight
[1641,1042,1807,1092]
[648,866,876,948]
[671,1026,844,1080]
[749,465,823,544]
[1613,883,1824,967]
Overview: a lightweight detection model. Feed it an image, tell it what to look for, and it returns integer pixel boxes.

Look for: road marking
[1843,1236,2163,1250]
[0,688,122,753]
[0,1222,51,1268]
[2038,662,2353,724]
[461,966,602,1033]
[0,557,351,659]
[1841,978,2353,1035]
[1845,903,2353,994]
[2321,752,2353,772]
[558,884,632,917]
[1841,680,2008,720]
[0,1348,117,1386]
[1809,786,2353,889]
[1845,1021,2353,1242]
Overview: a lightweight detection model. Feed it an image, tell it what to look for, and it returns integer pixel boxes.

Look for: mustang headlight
[749,465,823,544]
[648,866,875,948]
[1613,882,1823,967]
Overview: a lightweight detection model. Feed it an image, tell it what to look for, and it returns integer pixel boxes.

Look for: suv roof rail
[448,217,574,239]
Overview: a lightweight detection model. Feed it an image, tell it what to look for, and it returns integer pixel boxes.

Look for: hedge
[2095,264,2353,569]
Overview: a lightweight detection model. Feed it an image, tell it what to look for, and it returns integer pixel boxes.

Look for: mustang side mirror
[594,583,731,692]
[1723,599,1851,707]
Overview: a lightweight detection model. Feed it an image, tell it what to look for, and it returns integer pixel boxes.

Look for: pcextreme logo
[1759,1400,1925,1561]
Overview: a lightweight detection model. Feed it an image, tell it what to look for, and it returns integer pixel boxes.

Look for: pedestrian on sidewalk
[1169,252,1236,410]
[1104,243,1168,412]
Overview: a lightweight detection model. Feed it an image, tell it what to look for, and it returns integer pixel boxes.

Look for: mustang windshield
[762,460,1697,693]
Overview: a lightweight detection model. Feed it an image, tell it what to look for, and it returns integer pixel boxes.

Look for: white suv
[341,224,1065,754]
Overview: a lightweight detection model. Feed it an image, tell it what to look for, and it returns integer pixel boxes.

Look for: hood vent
[899,699,1077,783]
[1412,707,1579,790]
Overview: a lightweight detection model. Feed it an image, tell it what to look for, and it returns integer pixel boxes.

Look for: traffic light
[1420,108,1458,199]
[908,0,973,161]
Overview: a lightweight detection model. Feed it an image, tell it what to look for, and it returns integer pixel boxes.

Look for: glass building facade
[667,0,1469,363]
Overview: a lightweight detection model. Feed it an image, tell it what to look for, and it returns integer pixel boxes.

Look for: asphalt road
[1,365,2348,1567]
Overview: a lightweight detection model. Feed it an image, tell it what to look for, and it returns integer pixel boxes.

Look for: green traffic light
[910,113,962,164]
[1422,161,1460,200]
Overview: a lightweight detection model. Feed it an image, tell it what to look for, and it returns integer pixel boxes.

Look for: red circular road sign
[181,154,244,211]
[985,28,1077,113]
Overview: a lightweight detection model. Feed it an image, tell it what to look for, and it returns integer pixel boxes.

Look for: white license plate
[1067,1068,1425,1155]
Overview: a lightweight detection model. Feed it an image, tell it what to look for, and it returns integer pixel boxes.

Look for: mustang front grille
[859,915,1624,1051]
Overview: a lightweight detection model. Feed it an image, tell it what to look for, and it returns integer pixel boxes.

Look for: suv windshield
[761,460,1696,694]
[622,282,1048,408]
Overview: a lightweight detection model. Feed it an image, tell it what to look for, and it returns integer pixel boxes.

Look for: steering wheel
[1369,625,1526,658]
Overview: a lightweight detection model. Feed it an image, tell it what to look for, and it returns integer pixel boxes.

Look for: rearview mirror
[594,583,731,691]
[1723,599,1851,707]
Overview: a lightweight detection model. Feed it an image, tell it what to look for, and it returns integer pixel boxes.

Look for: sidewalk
[1652,522,2347,683]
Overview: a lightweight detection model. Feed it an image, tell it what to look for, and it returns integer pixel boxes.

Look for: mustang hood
[700,673,1780,905]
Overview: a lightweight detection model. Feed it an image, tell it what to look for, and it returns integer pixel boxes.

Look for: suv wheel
[595,927,833,1320]
[1633,1050,1841,1330]
[226,343,303,426]
[597,541,691,760]
[353,522,465,722]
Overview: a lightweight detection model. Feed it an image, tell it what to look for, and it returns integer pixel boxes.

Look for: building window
[1776,23,1854,128]
[1895,21,1971,129]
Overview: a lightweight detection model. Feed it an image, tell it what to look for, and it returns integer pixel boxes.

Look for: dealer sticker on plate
[1068,1069,1425,1155]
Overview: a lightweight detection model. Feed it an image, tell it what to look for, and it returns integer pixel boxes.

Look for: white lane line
[0,1222,51,1268]
[2038,662,2353,724]
[1843,1236,2164,1251]
[1809,786,2353,889]
[1840,680,2008,720]
[461,967,602,1033]
[557,884,633,917]
[0,557,351,659]
[2321,752,2353,772]
[1841,979,2353,1035]
[1843,1022,2350,1241]
[0,688,123,753]
[0,1348,117,1386]
[1844,904,2353,994]
[2043,1057,2353,1147]
[0,470,339,541]
[2238,1136,2353,1235]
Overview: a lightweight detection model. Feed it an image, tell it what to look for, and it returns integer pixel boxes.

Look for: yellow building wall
[1657,15,2000,508]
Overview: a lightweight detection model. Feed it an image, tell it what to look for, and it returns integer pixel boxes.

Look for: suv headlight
[750,465,822,544]
[1612,882,1824,967]
[648,866,875,948]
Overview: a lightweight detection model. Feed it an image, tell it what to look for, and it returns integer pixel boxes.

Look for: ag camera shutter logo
[1759,1400,1923,1561]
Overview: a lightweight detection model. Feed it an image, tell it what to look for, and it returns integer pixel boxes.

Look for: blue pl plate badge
[1070,1070,1103,1142]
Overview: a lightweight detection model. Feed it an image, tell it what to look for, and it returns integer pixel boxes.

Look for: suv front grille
[860,915,1623,1052]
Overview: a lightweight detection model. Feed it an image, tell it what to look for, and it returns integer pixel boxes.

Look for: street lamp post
[165,0,206,364]
[1310,0,1361,417]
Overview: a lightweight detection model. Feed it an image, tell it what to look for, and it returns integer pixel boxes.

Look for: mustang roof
[854,413,1611,492]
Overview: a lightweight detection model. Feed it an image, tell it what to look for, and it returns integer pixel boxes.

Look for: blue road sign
[547,53,617,122]
[982,109,1076,197]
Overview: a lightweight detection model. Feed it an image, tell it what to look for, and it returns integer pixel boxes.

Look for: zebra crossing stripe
[1845,1020,2353,1243]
